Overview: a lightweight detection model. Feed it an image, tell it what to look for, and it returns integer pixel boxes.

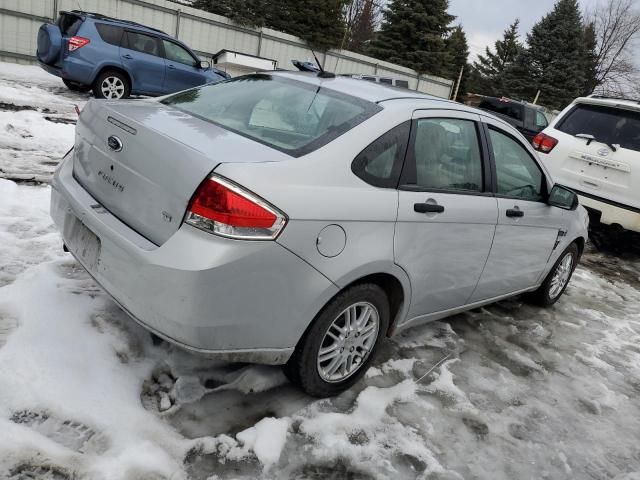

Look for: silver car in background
[51,72,588,397]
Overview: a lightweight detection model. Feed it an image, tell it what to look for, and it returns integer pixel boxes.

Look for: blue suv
[37,11,229,99]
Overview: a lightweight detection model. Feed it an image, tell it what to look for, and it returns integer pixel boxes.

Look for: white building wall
[0,0,454,97]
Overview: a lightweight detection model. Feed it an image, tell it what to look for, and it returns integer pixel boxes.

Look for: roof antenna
[311,49,335,79]
[76,0,84,12]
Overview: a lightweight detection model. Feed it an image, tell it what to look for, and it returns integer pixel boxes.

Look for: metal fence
[0,0,454,98]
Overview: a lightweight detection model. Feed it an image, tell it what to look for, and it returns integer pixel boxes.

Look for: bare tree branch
[587,0,640,95]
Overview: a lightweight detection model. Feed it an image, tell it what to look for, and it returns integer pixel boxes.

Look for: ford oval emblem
[597,147,610,157]
[107,135,123,152]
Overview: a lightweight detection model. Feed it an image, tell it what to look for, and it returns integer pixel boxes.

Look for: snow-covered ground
[1,62,640,480]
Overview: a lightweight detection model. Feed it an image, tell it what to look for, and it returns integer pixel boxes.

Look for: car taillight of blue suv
[37,10,229,99]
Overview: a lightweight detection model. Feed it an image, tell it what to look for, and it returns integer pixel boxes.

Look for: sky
[448,0,603,61]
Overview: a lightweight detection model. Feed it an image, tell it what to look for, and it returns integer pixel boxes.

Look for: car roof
[270,71,514,124]
[66,10,171,37]
[574,96,640,112]
[271,71,451,104]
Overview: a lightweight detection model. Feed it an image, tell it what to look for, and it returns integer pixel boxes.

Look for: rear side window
[379,78,393,85]
[122,31,162,57]
[536,111,548,128]
[410,118,484,192]
[95,24,124,46]
[57,13,83,36]
[352,122,410,188]
[161,75,382,157]
[395,80,409,89]
[556,104,640,153]
[479,99,524,122]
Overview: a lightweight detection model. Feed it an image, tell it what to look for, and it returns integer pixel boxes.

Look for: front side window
[161,75,381,156]
[162,40,196,66]
[489,128,545,201]
[556,103,640,152]
[411,118,484,192]
[123,31,161,57]
[352,122,410,188]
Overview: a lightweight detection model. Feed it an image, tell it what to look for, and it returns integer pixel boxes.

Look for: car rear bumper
[50,151,338,364]
[578,193,640,233]
[39,57,94,85]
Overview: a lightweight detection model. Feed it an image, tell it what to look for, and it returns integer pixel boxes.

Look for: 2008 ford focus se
[51,72,588,397]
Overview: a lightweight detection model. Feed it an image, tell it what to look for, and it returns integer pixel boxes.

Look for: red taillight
[186,176,286,240]
[68,36,90,52]
[532,132,558,153]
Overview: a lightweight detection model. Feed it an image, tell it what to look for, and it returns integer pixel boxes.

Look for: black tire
[527,242,579,307]
[284,283,389,397]
[63,79,91,92]
[92,70,131,99]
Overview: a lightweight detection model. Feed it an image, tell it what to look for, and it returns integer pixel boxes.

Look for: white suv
[533,96,640,233]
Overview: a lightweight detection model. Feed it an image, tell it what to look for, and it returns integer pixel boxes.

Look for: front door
[469,120,564,302]
[394,111,498,318]
[119,30,166,95]
[161,39,204,93]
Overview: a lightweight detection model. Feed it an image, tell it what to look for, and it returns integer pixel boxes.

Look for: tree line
[192,0,640,111]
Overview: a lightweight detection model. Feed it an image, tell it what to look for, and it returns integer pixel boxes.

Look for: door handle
[122,54,133,59]
[168,64,176,70]
[506,208,524,218]
[414,203,445,213]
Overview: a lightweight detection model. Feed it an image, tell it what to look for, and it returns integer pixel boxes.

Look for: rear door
[546,102,640,209]
[469,118,564,302]
[119,30,166,94]
[161,39,205,93]
[394,110,498,317]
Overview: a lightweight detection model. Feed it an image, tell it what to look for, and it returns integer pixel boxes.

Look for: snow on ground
[1,62,640,479]
[0,62,85,182]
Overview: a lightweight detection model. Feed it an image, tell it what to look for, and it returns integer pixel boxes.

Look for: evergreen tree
[345,0,379,53]
[581,22,599,95]
[269,0,350,51]
[473,19,522,96]
[445,25,470,101]
[501,48,535,101]
[525,0,588,109]
[192,0,267,27]
[367,0,455,77]
[193,0,349,50]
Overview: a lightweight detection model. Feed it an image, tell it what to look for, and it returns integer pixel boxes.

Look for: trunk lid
[73,99,290,245]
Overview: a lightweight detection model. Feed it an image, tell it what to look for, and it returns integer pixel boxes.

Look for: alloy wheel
[316,301,380,383]
[100,76,125,99]
[549,252,574,299]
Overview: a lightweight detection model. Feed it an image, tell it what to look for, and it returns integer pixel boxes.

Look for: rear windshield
[556,103,640,153]
[479,99,524,121]
[58,13,83,36]
[161,75,381,157]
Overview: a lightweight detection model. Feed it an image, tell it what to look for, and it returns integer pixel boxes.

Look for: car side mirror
[548,184,579,210]
[199,61,210,70]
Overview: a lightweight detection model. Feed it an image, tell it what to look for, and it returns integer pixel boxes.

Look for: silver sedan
[50,72,588,397]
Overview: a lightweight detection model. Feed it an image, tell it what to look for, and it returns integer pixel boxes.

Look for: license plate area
[65,214,101,270]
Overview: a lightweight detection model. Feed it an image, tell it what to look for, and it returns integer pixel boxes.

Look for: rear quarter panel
[214,103,414,323]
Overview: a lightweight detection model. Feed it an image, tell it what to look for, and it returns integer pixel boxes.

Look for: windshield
[161,74,381,157]
[556,103,640,152]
